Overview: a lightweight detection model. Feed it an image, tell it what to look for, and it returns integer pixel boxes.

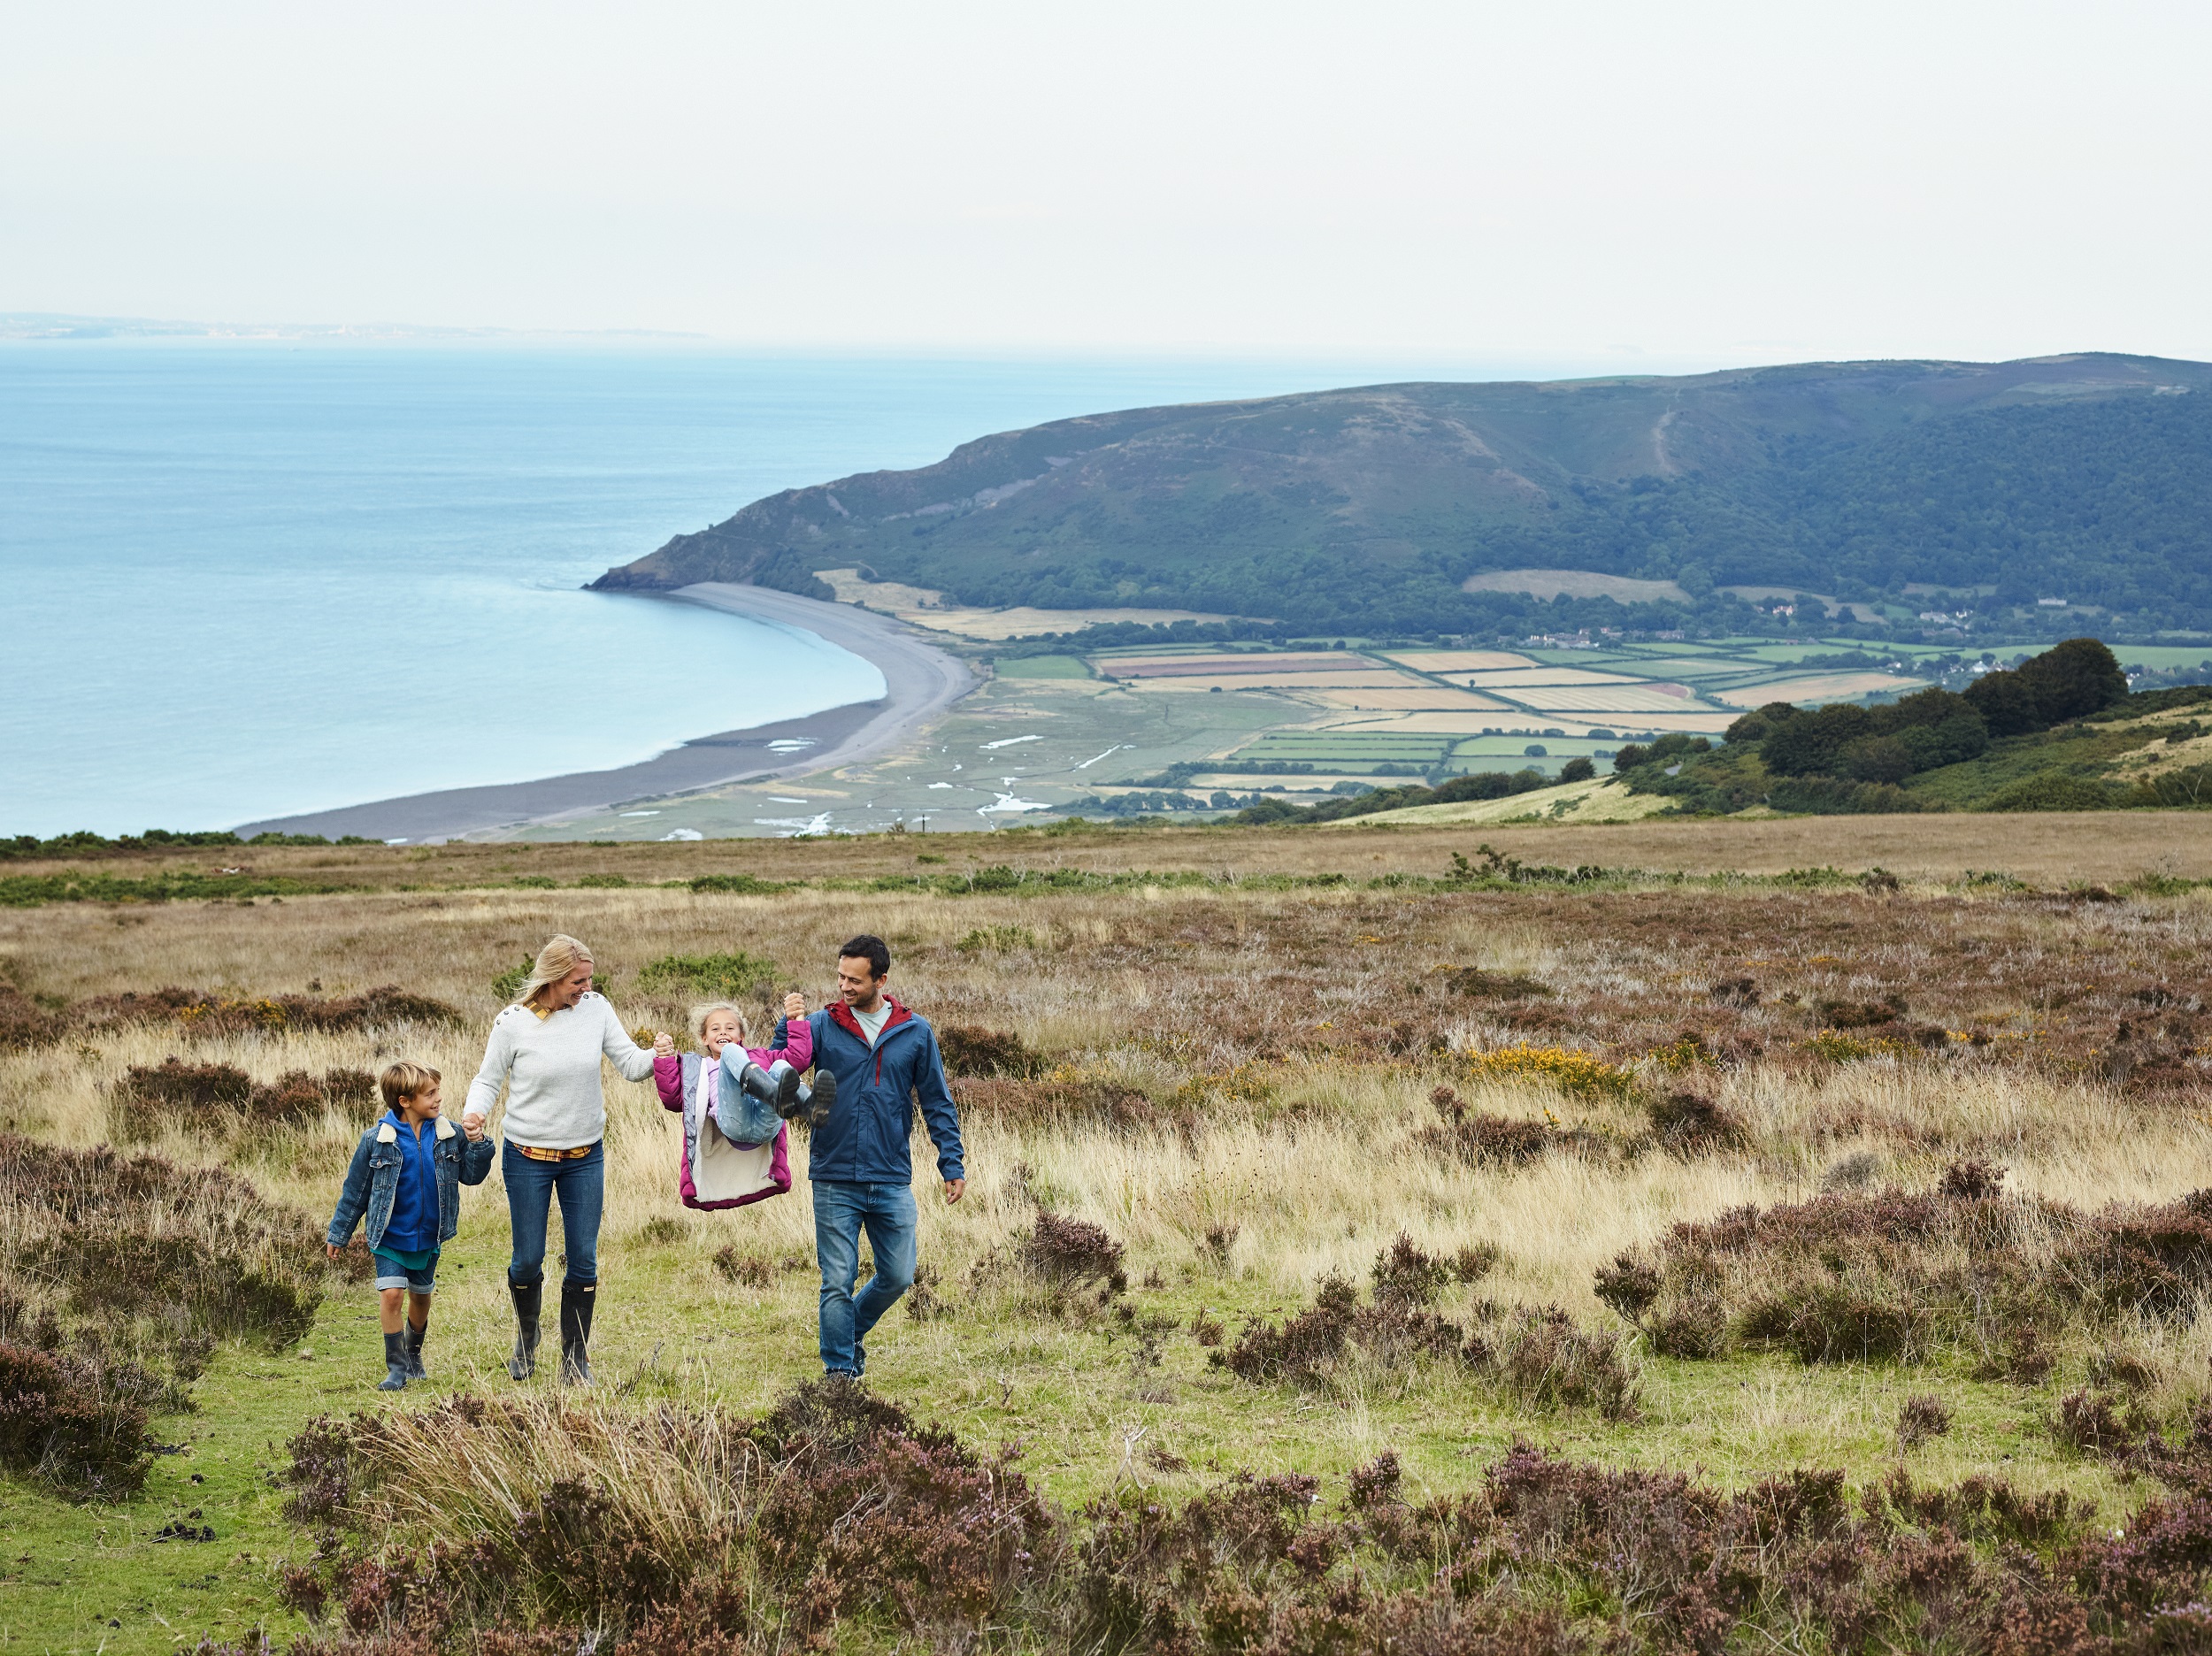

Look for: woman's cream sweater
[464,993,654,1151]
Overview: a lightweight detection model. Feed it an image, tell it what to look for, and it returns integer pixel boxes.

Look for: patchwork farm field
[4,816,2212,1652]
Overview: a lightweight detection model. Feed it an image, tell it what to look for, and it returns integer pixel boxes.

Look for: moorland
[4,814,2212,1652]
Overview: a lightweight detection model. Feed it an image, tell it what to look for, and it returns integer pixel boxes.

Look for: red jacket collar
[827,996,911,1041]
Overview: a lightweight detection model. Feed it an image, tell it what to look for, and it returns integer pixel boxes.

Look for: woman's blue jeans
[814,1180,917,1375]
[503,1140,604,1289]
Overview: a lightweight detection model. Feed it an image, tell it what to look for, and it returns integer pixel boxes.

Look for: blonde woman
[463,934,654,1384]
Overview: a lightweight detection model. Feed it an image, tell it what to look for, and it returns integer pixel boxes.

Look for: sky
[4,2,2208,368]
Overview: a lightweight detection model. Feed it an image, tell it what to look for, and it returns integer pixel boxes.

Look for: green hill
[592,353,2212,640]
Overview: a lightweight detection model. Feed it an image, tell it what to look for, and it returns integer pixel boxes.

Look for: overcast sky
[4,2,2206,368]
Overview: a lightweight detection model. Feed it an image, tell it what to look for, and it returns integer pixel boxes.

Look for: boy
[327,1061,495,1390]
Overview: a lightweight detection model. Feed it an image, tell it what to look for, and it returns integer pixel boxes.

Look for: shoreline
[234,585,979,841]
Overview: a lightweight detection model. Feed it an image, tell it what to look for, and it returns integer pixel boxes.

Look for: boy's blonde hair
[380,1060,442,1111]
[518,934,593,1008]
[692,1001,748,1042]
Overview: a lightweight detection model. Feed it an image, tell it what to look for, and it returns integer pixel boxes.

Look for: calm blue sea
[0,343,1541,837]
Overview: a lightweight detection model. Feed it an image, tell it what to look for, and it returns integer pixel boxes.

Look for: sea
[0,342,1566,838]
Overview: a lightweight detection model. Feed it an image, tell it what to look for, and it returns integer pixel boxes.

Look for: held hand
[462,1108,488,1138]
[783,991,806,1020]
[944,1177,966,1205]
[653,1031,676,1057]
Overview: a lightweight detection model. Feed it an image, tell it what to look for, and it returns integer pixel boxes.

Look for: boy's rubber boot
[377,1330,409,1392]
[741,1059,805,1119]
[507,1276,543,1381]
[803,1067,836,1131]
[404,1317,429,1382]
[558,1281,595,1386]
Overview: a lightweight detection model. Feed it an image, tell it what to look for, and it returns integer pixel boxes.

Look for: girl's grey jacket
[326,1116,495,1252]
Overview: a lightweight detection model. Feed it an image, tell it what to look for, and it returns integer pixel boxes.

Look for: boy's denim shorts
[372,1246,441,1294]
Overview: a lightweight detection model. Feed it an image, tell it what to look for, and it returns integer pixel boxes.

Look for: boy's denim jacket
[326,1116,495,1252]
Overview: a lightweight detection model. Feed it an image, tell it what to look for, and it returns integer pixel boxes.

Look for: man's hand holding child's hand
[783,991,806,1020]
[652,1031,676,1057]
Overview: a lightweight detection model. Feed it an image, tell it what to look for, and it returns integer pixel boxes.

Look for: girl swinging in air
[652,993,828,1210]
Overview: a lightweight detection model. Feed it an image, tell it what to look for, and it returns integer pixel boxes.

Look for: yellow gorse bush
[1458,1043,1634,1101]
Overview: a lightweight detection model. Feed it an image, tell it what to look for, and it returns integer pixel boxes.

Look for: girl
[653,995,824,1211]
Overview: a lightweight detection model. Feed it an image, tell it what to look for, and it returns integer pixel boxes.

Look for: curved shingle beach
[235,585,978,841]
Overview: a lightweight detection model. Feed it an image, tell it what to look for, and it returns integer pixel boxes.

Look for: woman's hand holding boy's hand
[462,1116,487,1141]
[783,992,806,1020]
[652,1031,676,1057]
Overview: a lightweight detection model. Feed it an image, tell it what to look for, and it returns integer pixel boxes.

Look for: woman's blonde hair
[518,934,594,1008]
[692,1001,748,1041]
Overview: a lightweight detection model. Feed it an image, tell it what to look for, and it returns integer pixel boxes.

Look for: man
[796,933,965,1378]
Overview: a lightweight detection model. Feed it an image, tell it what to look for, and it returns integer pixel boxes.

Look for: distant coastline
[235,587,978,841]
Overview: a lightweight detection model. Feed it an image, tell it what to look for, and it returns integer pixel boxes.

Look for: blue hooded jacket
[794,999,964,1186]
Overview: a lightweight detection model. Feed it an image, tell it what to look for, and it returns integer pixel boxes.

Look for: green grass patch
[994,654,1093,678]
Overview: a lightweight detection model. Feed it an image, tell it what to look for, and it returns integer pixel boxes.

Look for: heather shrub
[114,1058,377,1138]
[0,1135,327,1424]
[936,1023,1048,1077]
[1645,1085,1749,1154]
[1018,1211,1129,1294]
[1415,1085,1607,1168]
[265,1381,2212,1654]
[280,1382,1051,1644]
[0,1339,157,1499]
[952,1071,1180,1132]
[1470,1306,1642,1420]
[1897,1392,1954,1450]
[710,1245,771,1288]
[1599,1160,2212,1366]
[70,984,460,1039]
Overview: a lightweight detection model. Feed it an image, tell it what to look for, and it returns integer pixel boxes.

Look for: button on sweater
[464,992,655,1150]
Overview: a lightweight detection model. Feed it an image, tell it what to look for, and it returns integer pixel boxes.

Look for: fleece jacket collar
[827,996,913,1046]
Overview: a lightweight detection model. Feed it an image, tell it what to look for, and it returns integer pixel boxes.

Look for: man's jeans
[814,1180,918,1375]
[503,1140,604,1288]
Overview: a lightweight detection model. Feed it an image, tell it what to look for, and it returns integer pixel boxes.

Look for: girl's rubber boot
[377,1330,410,1391]
[507,1276,542,1381]
[559,1281,595,1386]
[803,1066,836,1132]
[741,1059,805,1119]
[404,1318,429,1382]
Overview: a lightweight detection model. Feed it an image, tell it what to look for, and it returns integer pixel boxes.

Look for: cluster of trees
[1607,640,2141,814]
[2,828,372,861]
[1718,638,2127,786]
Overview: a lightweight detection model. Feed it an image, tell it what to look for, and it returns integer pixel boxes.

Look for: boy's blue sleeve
[912,1025,965,1184]
[326,1131,375,1246]
[458,1134,495,1185]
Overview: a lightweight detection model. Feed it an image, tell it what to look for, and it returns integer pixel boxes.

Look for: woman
[463,933,654,1384]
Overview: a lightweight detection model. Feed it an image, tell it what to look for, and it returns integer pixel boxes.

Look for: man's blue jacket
[788,999,964,1186]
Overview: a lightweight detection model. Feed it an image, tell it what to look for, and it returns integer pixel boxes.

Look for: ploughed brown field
[3,813,2210,1654]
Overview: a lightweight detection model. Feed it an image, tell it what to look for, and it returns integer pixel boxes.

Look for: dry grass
[11,834,2212,1645]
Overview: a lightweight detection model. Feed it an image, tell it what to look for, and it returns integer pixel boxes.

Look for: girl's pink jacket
[652,1023,810,1210]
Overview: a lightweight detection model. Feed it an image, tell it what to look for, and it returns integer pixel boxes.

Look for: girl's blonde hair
[692,1001,748,1041]
[518,934,594,1008]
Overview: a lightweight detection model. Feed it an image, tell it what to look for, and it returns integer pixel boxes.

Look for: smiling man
[797,932,965,1379]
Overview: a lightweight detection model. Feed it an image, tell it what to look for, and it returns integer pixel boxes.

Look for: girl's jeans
[814,1179,918,1374]
[503,1139,604,1288]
